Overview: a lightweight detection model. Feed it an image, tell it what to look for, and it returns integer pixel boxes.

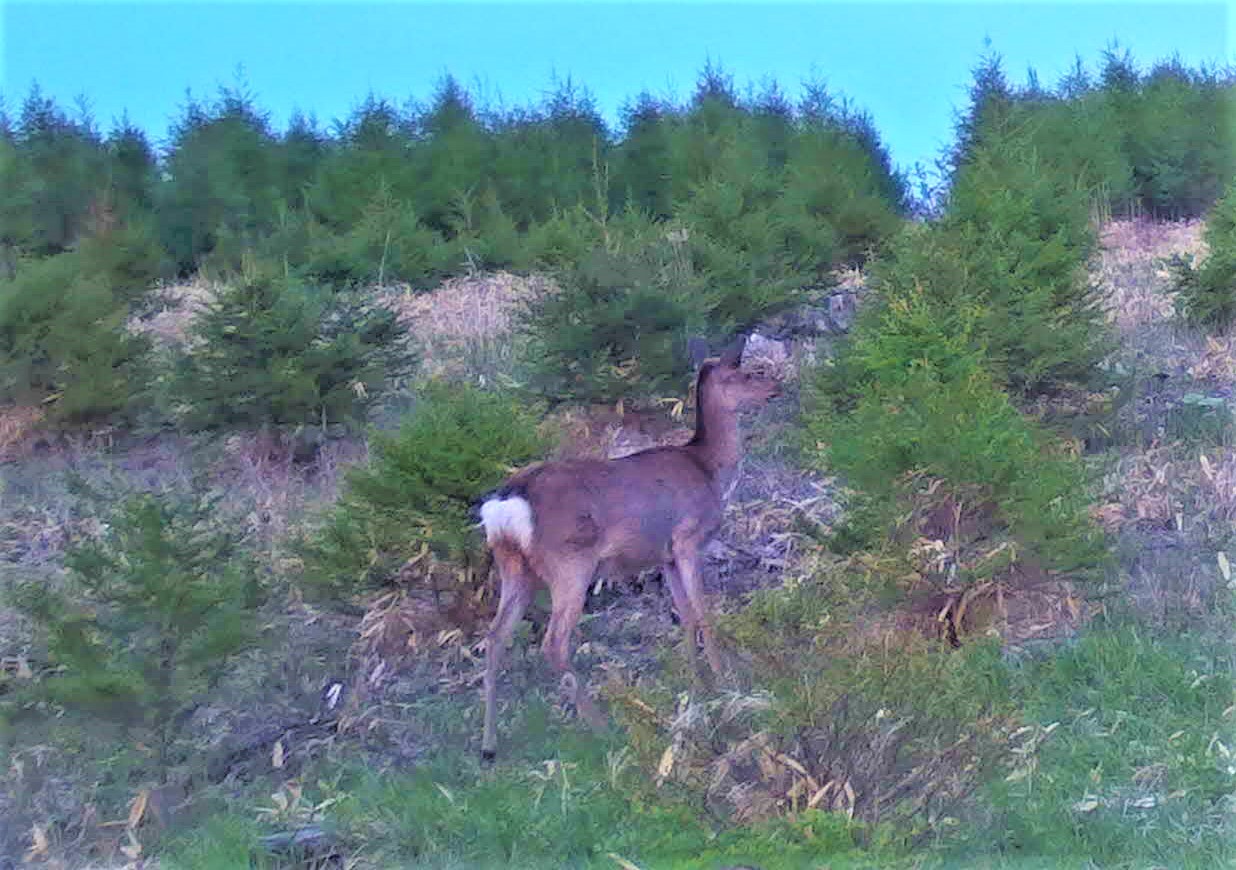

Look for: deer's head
[691,335,781,412]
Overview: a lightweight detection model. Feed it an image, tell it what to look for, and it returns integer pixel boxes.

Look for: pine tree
[10,491,261,778]
[17,85,107,254]
[158,86,282,272]
[173,266,412,432]
[302,382,546,595]
[1171,180,1236,327]
[0,221,163,422]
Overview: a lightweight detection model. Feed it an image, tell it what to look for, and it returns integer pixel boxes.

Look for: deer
[478,335,780,760]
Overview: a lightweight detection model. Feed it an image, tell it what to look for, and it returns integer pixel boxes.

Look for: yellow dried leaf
[126,789,148,830]
[26,823,48,860]
[272,739,285,769]
[16,656,33,680]
[1201,454,1215,482]
[607,853,645,870]
[656,744,675,782]
[808,781,836,809]
[1073,797,1100,813]
[1218,552,1231,584]
[119,829,142,860]
[772,750,809,777]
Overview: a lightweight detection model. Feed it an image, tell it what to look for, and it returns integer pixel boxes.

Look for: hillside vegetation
[1,53,1234,869]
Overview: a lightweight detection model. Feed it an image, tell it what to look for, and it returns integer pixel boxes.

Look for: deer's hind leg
[540,557,606,731]
[482,543,534,761]
[670,535,724,678]
[663,562,701,679]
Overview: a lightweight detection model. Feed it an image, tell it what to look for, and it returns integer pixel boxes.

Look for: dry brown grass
[212,432,367,559]
[0,404,44,462]
[1187,334,1236,381]
[126,278,218,350]
[380,271,554,381]
[1090,217,1236,628]
[1102,443,1236,538]
[1096,218,1205,334]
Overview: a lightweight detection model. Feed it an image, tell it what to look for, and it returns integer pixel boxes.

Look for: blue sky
[2,2,1230,172]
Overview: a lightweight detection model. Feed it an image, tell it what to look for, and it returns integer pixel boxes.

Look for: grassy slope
[4,223,1234,869]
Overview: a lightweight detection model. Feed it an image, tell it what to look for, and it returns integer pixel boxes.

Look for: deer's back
[513,447,722,570]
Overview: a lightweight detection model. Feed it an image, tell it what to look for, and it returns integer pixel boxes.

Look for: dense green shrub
[0,223,165,422]
[303,182,448,287]
[1171,180,1236,328]
[301,382,546,595]
[6,491,261,775]
[521,205,607,269]
[408,76,495,236]
[157,87,283,272]
[786,93,907,262]
[803,277,1106,576]
[489,78,610,227]
[942,126,1110,396]
[0,137,34,277]
[105,117,159,221]
[806,118,1109,573]
[673,136,811,325]
[172,267,411,431]
[524,229,710,404]
[15,86,109,255]
[952,52,1236,220]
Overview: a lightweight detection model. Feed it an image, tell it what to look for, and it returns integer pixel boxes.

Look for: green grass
[966,622,1236,869]
[159,696,905,870]
[329,699,907,869]
[159,814,268,870]
[155,608,1235,870]
[1163,394,1234,448]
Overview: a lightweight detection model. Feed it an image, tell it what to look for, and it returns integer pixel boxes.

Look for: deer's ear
[688,336,711,369]
[718,335,746,368]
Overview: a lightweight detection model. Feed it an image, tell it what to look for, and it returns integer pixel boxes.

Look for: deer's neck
[687,386,742,484]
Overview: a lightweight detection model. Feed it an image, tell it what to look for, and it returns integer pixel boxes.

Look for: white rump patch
[479,496,534,551]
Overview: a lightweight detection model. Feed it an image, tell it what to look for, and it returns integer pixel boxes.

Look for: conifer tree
[10,491,261,777]
[173,266,411,432]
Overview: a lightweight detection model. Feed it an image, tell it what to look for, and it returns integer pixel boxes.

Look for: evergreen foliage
[0,222,165,422]
[524,228,710,403]
[105,116,159,219]
[943,128,1111,396]
[8,490,261,775]
[5,66,907,303]
[804,60,1113,579]
[803,262,1105,575]
[16,86,107,254]
[172,265,411,431]
[301,382,546,595]
[1171,180,1236,328]
[157,86,283,273]
[952,51,1236,219]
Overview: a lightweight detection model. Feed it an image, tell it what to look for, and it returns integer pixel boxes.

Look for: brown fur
[480,338,779,758]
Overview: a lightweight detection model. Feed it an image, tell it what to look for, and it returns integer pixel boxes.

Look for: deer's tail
[478,486,534,553]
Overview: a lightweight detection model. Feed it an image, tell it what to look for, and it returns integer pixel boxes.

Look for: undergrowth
[161,698,907,870]
[974,621,1236,868]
